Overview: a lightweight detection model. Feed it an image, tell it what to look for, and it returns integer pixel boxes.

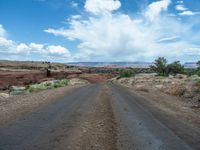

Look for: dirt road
[0,83,199,150]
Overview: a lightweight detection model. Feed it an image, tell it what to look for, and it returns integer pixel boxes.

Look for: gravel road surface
[0,83,199,150]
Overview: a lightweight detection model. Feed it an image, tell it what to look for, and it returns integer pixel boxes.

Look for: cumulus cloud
[1,0,200,62]
[44,0,200,62]
[0,25,6,37]
[47,45,71,56]
[71,1,78,7]
[179,10,200,16]
[145,0,171,21]
[29,43,44,50]
[175,1,200,16]
[0,24,71,61]
[84,0,121,15]
[175,4,187,11]
[177,1,183,4]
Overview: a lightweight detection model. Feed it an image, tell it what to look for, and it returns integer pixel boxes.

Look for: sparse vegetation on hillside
[167,61,184,75]
[28,79,68,93]
[197,70,200,77]
[197,61,200,77]
[197,61,200,69]
[150,57,168,76]
[184,68,197,76]
[150,58,188,76]
[118,69,135,78]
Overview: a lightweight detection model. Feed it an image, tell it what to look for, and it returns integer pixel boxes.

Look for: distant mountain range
[67,62,198,68]
[67,62,152,68]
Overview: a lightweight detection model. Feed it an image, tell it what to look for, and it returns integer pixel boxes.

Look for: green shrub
[28,84,49,92]
[150,57,168,76]
[197,61,200,69]
[118,69,135,79]
[28,79,68,93]
[197,70,200,77]
[184,68,197,76]
[167,61,184,75]
[59,79,68,86]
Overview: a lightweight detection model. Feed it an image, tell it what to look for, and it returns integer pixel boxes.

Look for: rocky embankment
[113,74,200,107]
[0,60,85,90]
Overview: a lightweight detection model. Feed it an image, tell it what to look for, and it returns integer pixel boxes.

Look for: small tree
[197,61,200,77]
[167,61,184,75]
[197,61,200,69]
[150,57,168,76]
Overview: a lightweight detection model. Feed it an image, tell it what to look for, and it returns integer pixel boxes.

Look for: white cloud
[179,10,200,16]
[44,0,200,62]
[71,1,78,7]
[29,43,44,50]
[175,4,187,11]
[145,0,171,21]
[1,1,200,62]
[0,25,71,61]
[16,43,31,53]
[47,45,71,56]
[0,37,14,47]
[175,2,200,16]
[84,0,121,15]
[157,36,180,43]
[0,24,6,37]
[177,1,183,4]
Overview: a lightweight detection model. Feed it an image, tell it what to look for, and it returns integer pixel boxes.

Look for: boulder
[10,86,26,91]
[0,93,10,99]
[40,80,59,85]
[168,75,174,79]
[135,73,157,78]
[135,84,149,92]
[175,74,187,79]
[155,85,164,90]
[9,86,26,95]
[68,78,89,86]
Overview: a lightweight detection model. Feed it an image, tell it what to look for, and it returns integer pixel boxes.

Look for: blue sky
[0,0,200,62]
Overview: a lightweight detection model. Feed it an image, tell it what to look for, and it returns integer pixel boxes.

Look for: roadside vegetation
[150,57,185,76]
[118,69,136,79]
[117,57,200,78]
[114,58,200,107]
[10,79,69,95]
[28,79,68,93]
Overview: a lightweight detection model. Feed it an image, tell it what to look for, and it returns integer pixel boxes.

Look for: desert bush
[150,57,168,76]
[53,79,68,88]
[167,83,186,96]
[191,80,200,93]
[151,57,186,76]
[197,60,200,69]
[118,69,135,79]
[59,79,68,86]
[184,68,197,76]
[197,70,200,77]
[28,84,49,92]
[28,79,68,93]
[167,61,184,75]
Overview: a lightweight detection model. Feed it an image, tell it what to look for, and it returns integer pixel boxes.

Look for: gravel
[0,85,84,126]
